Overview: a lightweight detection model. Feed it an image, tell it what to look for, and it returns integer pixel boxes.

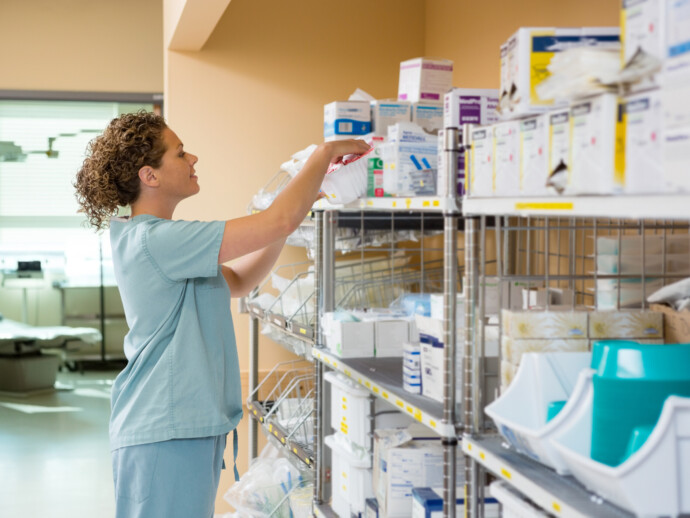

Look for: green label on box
[367,157,387,197]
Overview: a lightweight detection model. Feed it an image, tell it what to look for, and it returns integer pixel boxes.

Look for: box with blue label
[380,141,438,196]
[371,100,411,137]
[373,427,465,518]
[411,487,499,518]
[411,102,443,133]
[664,0,690,84]
[324,100,372,141]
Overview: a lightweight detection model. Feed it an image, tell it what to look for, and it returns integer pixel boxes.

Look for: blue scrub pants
[112,434,227,518]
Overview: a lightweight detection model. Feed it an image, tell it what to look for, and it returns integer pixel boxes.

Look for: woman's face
[154,128,200,201]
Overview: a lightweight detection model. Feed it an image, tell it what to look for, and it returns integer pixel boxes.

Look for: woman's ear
[138,165,159,188]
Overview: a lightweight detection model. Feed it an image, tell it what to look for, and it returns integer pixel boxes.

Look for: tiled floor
[0,369,118,518]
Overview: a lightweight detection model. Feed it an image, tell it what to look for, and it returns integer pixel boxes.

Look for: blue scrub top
[108,215,243,451]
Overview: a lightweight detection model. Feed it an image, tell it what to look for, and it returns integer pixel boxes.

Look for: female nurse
[74,111,369,518]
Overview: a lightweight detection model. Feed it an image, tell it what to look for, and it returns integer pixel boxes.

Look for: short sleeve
[142,219,225,281]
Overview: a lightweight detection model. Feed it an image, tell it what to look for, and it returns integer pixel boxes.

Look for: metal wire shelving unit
[461,140,690,517]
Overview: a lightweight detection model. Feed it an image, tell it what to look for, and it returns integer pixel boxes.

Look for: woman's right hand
[321,139,371,164]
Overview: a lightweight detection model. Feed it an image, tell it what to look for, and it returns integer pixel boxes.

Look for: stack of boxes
[500,309,664,391]
[322,309,412,359]
[467,1,690,198]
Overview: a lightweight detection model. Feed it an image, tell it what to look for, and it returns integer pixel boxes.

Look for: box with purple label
[398,57,453,104]
[443,88,500,128]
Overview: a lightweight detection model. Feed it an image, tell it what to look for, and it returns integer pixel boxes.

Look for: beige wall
[0,0,162,92]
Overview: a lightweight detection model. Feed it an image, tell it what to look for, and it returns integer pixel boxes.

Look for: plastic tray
[485,352,593,474]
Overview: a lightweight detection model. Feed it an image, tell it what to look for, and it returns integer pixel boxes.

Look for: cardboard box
[500,360,517,392]
[468,126,495,196]
[365,498,379,518]
[367,147,387,197]
[443,88,500,128]
[380,141,438,196]
[371,100,411,137]
[519,114,549,195]
[0,354,59,392]
[502,309,588,339]
[322,315,375,358]
[622,0,665,73]
[664,0,690,85]
[624,89,668,193]
[324,100,372,141]
[501,336,589,366]
[436,127,467,196]
[388,122,438,144]
[567,93,625,195]
[589,310,664,339]
[412,102,444,133]
[651,303,690,342]
[663,123,690,192]
[500,27,620,117]
[494,121,520,196]
[412,487,500,518]
[398,57,454,104]
[373,428,464,518]
[547,109,571,193]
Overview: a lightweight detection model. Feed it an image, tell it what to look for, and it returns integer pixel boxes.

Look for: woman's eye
[179,151,186,157]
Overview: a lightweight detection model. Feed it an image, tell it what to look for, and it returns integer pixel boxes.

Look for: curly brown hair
[74,111,167,230]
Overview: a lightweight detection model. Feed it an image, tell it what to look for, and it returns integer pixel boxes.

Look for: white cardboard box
[519,114,549,195]
[468,125,495,196]
[323,317,375,358]
[411,103,444,133]
[494,121,521,196]
[398,57,454,104]
[371,100,412,137]
[547,109,571,193]
[443,88,500,128]
[380,141,438,196]
[622,0,665,66]
[374,429,464,518]
[624,89,668,193]
[664,0,690,84]
[663,123,690,192]
[324,100,372,141]
[500,27,619,117]
[567,93,625,195]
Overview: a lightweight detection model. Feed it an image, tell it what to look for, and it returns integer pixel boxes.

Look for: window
[0,94,160,285]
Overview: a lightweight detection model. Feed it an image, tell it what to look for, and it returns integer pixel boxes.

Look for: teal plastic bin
[590,340,690,467]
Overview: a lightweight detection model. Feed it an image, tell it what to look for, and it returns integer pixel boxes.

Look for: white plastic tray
[485,352,593,474]
[552,395,690,517]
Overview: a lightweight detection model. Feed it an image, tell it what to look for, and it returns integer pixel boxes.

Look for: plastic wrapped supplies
[320,147,376,204]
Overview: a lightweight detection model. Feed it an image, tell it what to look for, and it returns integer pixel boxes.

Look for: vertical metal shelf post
[314,210,336,507]
[462,118,481,518]
[441,126,461,518]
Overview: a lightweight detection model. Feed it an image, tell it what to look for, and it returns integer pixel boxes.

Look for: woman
[74,111,369,518]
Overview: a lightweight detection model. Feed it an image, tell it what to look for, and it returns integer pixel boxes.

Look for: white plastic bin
[325,433,373,518]
[325,371,413,450]
[552,395,690,517]
[485,352,593,474]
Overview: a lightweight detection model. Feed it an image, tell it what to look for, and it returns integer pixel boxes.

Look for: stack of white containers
[325,371,413,518]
